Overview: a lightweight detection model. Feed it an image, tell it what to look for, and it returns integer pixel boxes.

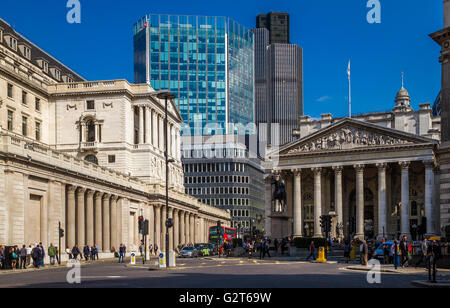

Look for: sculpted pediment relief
[283,125,419,155]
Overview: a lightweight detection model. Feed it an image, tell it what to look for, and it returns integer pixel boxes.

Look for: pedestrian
[19,245,27,269]
[400,236,409,267]
[72,245,81,261]
[0,245,5,270]
[31,245,41,268]
[83,245,90,261]
[382,240,390,265]
[392,240,400,269]
[259,240,265,260]
[118,243,125,263]
[149,243,153,256]
[360,241,368,265]
[154,243,159,256]
[39,243,45,267]
[94,245,99,260]
[11,247,18,270]
[55,246,60,265]
[26,245,32,267]
[66,247,73,260]
[48,243,57,265]
[344,240,352,264]
[139,242,144,258]
[306,241,316,261]
[415,238,428,268]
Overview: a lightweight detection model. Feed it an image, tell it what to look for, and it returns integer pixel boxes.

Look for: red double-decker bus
[208,225,237,243]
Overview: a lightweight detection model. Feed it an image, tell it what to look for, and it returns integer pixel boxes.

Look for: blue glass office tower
[133,15,255,136]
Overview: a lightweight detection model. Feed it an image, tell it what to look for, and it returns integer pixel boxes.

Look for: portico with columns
[265,118,440,241]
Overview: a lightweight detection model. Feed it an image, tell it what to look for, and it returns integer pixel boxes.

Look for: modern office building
[133,15,255,136]
[256,12,290,44]
[253,12,303,147]
[181,135,265,234]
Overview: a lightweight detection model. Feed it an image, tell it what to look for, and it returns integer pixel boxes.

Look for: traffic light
[138,216,144,234]
[143,219,149,235]
[165,218,173,228]
[59,228,64,238]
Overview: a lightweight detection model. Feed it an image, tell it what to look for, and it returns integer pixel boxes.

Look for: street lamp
[156,91,176,268]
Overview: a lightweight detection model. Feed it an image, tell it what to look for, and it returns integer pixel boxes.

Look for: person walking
[72,245,81,261]
[48,243,57,265]
[344,240,352,264]
[11,248,18,270]
[392,240,400,269]
[83,245,90,262]
[118,244,125,263]
[19,245,27,269]
[66,247,73,260]
[26,245,32,267]
[154,243,159,256]
[39,243,45,267]
[31,245,42,268]
[400,236,409,267]
[149,243,153,256]
[306,241,316,261]
[415,238,428,268]
[0,245,5,270]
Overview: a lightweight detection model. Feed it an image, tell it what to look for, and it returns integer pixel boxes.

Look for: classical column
[161,205,166,252]
[377,163,388,240]
[180,211,185,245]
[173,209,179,251]
[152,110,158,148]
[159,116,164,150]
[264,174,273,237]
[94,192,103,249]
[400,162,411,237]
[110,196,118,251]
[424,161,435,235]
[86,190,95,247]
[333,166,344,239]
[139,106,144,144]
[293,169,303,238]
[355,164,365,239]
[67,185,77,249]
[185,212,190,244]
[76,187,86,246]
[102,193,111,252]
[190,214,195,244]
[168,207,174,251]
[145,107,151,144]
[154,205,161,250]
[148,204,154,247]
[312,168,322,237]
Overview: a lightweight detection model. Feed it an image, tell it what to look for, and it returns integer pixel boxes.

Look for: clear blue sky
[1,0,443,118]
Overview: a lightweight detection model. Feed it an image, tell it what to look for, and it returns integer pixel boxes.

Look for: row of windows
[7,110,41,140]
[232,209,250,218]
[197,198,249,207]
[182,148,248,159]
[231,221,250,228]
[183,162,247,173]
[7,83,41,112]
[186,186,249,196]
[185,175,249,184]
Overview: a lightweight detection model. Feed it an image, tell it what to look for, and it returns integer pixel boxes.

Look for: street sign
[130,252,136,265]
[159,252,166,268]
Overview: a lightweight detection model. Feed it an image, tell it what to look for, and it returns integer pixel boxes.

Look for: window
[22,116,28,136]
[86,120,95,142]
[7,110,13,131]
[108,155,116,163]
[23,46,31,59]
[9,37,17,50]
[42,61,48,73]
[22,91,27,105]
[0,28,3,43]
[35,98,40,111]
[35,122,41,141]
[7,83,13,98]
[86,100,95,110]
[55,69,61,81]
[84,155,99,165]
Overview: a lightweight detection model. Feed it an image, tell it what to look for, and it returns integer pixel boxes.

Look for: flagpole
[348,60,352,118]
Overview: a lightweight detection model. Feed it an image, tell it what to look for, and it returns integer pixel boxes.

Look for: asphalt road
[0,257,430,288]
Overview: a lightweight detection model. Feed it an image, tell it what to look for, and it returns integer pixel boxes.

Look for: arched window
[86,120,95,142]
[84,154,98,165]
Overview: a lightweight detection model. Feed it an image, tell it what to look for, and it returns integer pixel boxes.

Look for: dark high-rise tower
[430,0,450,233]
[253,12,303,147]
[256,12,290,44]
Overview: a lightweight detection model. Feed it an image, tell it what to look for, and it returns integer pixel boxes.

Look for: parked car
[373,241,394,260]
[179,246,198,258]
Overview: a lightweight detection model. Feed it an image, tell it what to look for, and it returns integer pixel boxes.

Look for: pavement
[0,256,434,288]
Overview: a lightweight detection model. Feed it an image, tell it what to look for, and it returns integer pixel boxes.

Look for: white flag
[347,60,351,80]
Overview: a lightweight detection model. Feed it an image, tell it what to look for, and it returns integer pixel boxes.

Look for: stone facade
[264,87,442,240]
[0,18,230,253]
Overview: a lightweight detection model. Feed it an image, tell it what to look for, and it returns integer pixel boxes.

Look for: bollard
[316,247,327,263]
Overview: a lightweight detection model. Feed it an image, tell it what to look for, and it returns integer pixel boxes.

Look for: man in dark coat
[31,245,42,268]
[400,236,409,267]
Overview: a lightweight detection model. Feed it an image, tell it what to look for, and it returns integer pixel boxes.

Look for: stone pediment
[279,118,436,155]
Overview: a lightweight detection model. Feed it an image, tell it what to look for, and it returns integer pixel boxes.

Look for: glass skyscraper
[133,15,255,136]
